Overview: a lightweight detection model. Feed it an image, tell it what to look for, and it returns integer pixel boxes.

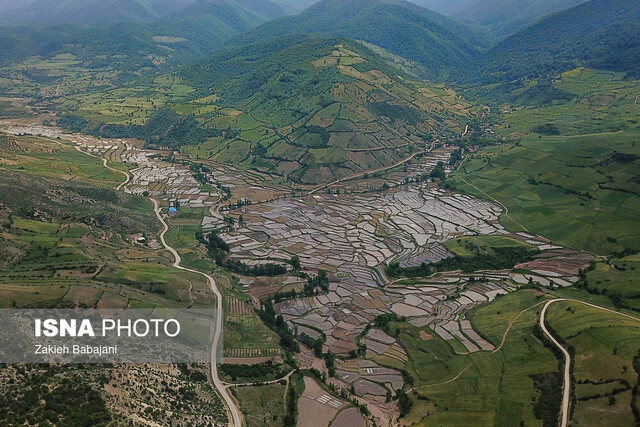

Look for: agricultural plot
[581,254,640,310]
[395,290,560,426]
[0,130,213,309]
[545,300,640,426]
[46,42,476,185]
[297,376,347,427]
[234,383,287,427]
[0,112,619,425]
[220,147,590,368]
[223,295,283,363]
[449,69,640,255]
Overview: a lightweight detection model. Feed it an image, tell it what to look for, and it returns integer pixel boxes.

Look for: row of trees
[386,246,538,278]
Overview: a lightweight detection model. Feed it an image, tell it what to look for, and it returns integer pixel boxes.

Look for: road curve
[56,131,241,424]
[72,144,131,190]
[539,299,571,427]
[540,298,640,427]
[151,198,242,427]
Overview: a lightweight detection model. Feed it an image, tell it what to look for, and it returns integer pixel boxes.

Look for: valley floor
[1,111,639,426]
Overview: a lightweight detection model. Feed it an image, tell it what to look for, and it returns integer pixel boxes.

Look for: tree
[289,255,301,270]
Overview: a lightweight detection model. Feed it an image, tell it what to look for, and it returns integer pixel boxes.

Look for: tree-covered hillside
[174,36,472,183]
[1,0,197,26]
[268,0,318,13]
[62,35,472,184]
[450,0,588,37]
[227,0,491,79]
[407,0,467,15]
[0,0,287,70]
[470,0,640,103]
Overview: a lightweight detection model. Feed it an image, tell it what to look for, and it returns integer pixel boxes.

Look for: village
[2,119,594,424]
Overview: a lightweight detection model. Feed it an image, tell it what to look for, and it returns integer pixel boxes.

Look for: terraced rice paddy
[221,176,591,366]
[1,120,602,421]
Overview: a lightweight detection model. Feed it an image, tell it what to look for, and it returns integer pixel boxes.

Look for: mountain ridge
[1,0,198,26]
[224,0,492,79]
[0,0,287,70]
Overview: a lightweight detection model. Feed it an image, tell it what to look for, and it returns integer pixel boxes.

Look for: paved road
[540,298,640,427]
[65,137,241,425]
[151,198,242,427]
[539,299,571,427]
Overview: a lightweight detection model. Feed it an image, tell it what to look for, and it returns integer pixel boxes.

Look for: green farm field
[233,383,287,427]
[444,235,535,257]
[545,300,640,426]
[216,271,284,361]
[0,134,127,187]
[393,290,558,426]
[388,282,640,426]
[449,69,640,255]
[579,253,640,311]
[0,132,213,309]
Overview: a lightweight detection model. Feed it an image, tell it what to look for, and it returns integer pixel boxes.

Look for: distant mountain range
[407,0,466,15]
[226,0,492,79]
[269,0,319,13]
[410,0,589,38]
[1,0,198,26]
[482,0,640,83]
[1,0,636,108]
[0,0,287,69]
[450,0,589,37]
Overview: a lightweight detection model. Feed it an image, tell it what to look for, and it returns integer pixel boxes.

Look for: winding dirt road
[151,198,242,427]
[72,144,131,190]
[412,300,547,390]
[65,136,241,425]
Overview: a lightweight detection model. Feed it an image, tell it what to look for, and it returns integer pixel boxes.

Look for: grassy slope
[580,253,640,311]
[395,290,556,425]
[0,133,212,309]
[546,300,640,426]
[448,69,640,255]
[234,382,287,426]
[63,37,472,184]
[393,287,640,425]
[444,235,534,257]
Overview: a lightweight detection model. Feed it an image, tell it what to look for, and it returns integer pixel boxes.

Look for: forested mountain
[484,0,640,80]
[0,0,287,70]
[270,0,319,13]
[227,0,492,79]
[407,0,467,15]
[1,0,198,26]
[170,35,472,183]
[450,0,589,37]
[467,0,640,104]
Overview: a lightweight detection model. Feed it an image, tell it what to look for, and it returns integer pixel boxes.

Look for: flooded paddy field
[2,119,594,416]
